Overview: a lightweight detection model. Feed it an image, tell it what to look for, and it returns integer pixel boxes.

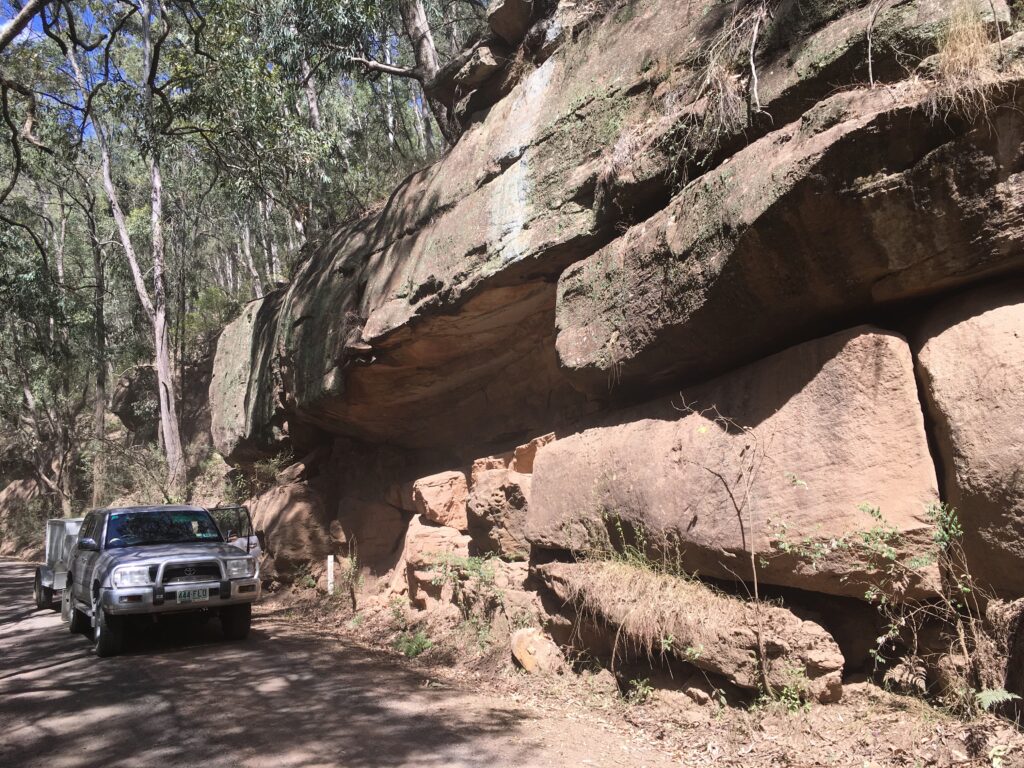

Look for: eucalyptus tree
[0,0,492,512]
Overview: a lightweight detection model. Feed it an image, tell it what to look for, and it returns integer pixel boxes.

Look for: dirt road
[0,558,679,768]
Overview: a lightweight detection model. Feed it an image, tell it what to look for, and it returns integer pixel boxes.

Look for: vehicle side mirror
[78,537,99,552]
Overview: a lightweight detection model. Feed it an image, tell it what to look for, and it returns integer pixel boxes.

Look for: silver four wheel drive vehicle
[60,504,261,657]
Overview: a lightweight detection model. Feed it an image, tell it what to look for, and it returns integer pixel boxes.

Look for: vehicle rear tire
[64,584,88,634]
[220,603,251,641]
[93,605,124,658]
[33,570,53,610]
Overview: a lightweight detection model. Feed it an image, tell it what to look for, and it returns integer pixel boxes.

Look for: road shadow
[0,558,546,768]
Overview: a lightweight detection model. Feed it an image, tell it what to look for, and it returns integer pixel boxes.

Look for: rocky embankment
[206,0,1024,706]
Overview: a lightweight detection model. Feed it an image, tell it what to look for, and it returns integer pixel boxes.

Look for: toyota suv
[62,504,261,657]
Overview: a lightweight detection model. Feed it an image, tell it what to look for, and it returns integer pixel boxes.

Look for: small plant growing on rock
[430,554,504,622]
[773,500,1002,718]
[389,595,410,630]
[755,666,812,714]
[625,677,654,705]
[336,543,365,610]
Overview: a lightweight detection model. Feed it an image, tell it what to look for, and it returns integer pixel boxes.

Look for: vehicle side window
[79,513,97,542]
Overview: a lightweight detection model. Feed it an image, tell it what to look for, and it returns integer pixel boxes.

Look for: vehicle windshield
[105,509,223,548]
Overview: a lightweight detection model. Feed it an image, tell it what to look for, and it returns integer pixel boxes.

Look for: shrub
[393,630,433,658]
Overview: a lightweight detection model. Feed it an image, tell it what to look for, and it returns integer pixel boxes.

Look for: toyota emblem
[184,566,197,577]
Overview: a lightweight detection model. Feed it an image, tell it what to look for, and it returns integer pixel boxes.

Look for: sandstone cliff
[208,0,1024,704]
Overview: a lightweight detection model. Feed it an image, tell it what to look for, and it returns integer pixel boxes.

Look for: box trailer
[34,517,84,610]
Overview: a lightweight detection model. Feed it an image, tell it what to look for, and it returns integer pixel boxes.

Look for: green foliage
[393,630,433,658]
[228,451,294,502]
[989,744,1013,768]
[293,563,317,589]
[0,0,486,513]
[389,595,410,630]
[975,688,1021,712]
[625,677,654,705]
[429,553,504,622]
[682,644,703,663]
[774,501,1002,718]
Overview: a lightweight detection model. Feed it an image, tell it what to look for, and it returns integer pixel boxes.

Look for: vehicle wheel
[64,584,88,634]
[33,570,53,610]
[93,604,124,658]
[220,603,251,641]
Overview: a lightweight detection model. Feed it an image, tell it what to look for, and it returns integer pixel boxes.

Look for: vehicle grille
[163,563,221,583]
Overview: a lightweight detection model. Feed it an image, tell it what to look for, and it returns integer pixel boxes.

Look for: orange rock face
[529,327,941,600]
[412,471,470,532]
[915,281,1024,598]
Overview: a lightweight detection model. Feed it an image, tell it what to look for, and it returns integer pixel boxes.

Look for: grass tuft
[926,0,1002,121]
[559,558,747,670]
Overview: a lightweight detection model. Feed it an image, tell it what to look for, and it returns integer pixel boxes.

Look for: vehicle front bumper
[100,578,261,615]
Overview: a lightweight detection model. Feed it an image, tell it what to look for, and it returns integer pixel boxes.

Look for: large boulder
[528,327,941,599]
[487,0,535,46]
[556,77,1024,395]
[412,471,470,532]
[509,432,555,474]
[395,515,473,609]
[539,561,845,703]
[110,365,158,443]
[511,627,565,675]
[913,282,1024,598]
[466,468,532,558]
[209,294,291,462]
[250,482,338,578]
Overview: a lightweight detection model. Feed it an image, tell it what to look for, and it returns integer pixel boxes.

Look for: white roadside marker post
[326,555,335,596]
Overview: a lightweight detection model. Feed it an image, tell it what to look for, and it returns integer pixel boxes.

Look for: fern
[975,687,1021,711]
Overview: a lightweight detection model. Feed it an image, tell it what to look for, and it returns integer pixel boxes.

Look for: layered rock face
[528,328,941,599]
[209,0,1024,700]
[914,282,1024,598]
[555,78,1024,395]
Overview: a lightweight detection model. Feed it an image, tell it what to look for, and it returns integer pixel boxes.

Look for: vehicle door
[209,506,259,557]
[72,513,99,601]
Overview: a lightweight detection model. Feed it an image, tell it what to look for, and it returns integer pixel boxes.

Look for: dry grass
[927,0,1002,120]
[558,559,747,668]
[596,0,771,202]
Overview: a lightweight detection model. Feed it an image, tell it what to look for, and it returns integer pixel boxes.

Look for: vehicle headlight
[112,565,153,588]
[225,558,256,579]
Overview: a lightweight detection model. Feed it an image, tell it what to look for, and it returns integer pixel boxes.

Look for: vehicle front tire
[64,584,88,634]
[220,603,251,641]
[93,605,124,658]
[33,570,53,610]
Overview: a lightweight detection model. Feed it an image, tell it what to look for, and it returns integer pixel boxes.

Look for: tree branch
[348,56,420,80]
[0,0,49,55]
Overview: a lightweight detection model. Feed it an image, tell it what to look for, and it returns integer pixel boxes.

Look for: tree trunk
[259,197,281,282]
[398,0,460,145]
[383,32,397,148]
[87,204,107,507]
[416,84,437,156]
[300,58,323,132]
[143,1,185,496]
[240,219,263,298]
[88,1,184,499]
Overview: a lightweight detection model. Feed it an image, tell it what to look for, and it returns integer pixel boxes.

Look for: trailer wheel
[33,570,53,610]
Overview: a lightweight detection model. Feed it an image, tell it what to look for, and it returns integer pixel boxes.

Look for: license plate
[176,588,209,604]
